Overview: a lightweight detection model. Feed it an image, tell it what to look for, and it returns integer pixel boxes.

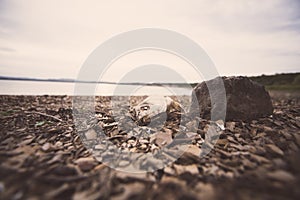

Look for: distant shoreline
[1,72,299,91]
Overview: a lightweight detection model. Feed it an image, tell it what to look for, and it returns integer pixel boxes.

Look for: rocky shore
[0,92,299,199]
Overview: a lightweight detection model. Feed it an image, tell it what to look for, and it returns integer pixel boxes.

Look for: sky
[0,0,300,82]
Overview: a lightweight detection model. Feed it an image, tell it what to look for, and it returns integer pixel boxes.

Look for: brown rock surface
[191,76,273,121]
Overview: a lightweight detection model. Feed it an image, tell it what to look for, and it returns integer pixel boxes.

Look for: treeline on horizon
[189,72,300,90]
[249,72,300,91]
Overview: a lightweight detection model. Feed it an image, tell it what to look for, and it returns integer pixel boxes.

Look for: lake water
[0,80,193,96]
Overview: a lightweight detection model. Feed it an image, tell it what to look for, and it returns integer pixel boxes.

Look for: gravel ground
[0,93,299,200]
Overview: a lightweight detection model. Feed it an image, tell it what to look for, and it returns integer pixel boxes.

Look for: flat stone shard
[191,76,273,121]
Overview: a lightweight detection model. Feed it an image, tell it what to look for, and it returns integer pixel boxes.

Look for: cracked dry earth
[0,92,300,200]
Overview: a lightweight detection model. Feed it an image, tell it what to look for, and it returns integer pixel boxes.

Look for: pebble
[47,154,63,164]
[139,139,149,144]
[272,158,286,168]
[293,133,300,146]
[174,164,199,175]
[183,145,201,157]
[266,144,284,156]
[0,182,4,193]
[160,176,185,186]
[94,144,106,150]
[19,138,33,146]
[280,130,292,140]
[267,170,296,182]
[216,139,229,146]
[118,160,130,167]
[242,159,257,169]
[150,131,173,147]
[215,120,225,130]
[140,144,148,150]
[55,141,63,148]
[113,182,145,200]
[194,183,215,199]
[185,120,198,132]
[226,122,235,132]
[85,129,97,140]
[186,132,198,138]
[41,142,53,152]
[250,154,270,164]
[263,126,273,133]
[75,157,97,172]
[289,142,299,152]
[164,166,175,175]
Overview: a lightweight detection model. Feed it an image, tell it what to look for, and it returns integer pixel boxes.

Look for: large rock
[191,76,273,121]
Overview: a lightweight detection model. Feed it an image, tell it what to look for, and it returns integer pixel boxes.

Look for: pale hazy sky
[0,0,299,82]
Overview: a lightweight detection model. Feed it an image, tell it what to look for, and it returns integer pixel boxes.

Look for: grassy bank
[249,72,300,91]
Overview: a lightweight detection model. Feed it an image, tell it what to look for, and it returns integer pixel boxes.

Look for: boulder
[191,76,273,121]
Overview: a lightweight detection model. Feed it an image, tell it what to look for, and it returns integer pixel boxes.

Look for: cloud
[0,0,299,80]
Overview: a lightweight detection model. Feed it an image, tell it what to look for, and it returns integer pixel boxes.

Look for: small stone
[226,122,235,132]
[13,191,23,200]
[174,164,199,175]
[75,157,97,171]
[160,176,185,186]
[94,144,106,150]
[164,166,175,175]
[289,142,298,152]
[194,183,215,199]
[48,128,60,134]
[127,139,136,145]
[140,144,148,150]
[0,182,4,193]
[115,171,151,181]
[129,147,137,152]
[41,143,52,152]
[139,139,149,144]
[272,158,286,168]
[113,182,145,200]
[180,145,201,157]
[215,120,225,130]
[186,132,198,138]
[250,128,257,136]
[150,144,159,152]
[85,129,97,140]
[242,159,257,169]
[266,144,284,156]
[55,141,63,148]
[51,165,77,176]
[253,132,266,140]
[118,160,130,167]
[280,130,292,140]
[293,133,300,146]
[267,170,296,182]
[263,126,273,133]
[186,120,199,132]
[19,138,33,146]
[250,154,270,164]
[216,139,229,146]
[224,171,234,179]
[47,154,63,164]
[65,133,71,138]
[150,131,173,147]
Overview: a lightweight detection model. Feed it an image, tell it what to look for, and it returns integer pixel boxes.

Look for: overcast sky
[0,0,299,82]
